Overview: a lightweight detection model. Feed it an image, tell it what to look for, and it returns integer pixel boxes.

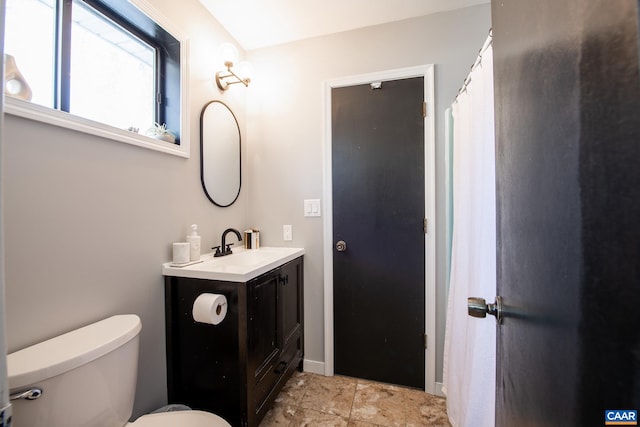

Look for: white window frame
[4,0,190,158]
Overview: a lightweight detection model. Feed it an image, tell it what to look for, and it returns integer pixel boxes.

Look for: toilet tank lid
[8,314,142,390]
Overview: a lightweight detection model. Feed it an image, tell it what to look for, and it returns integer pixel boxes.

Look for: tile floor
[260,371,451,427]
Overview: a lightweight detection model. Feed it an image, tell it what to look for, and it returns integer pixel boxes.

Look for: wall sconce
[215,61,251,91]
[215,43,251,91]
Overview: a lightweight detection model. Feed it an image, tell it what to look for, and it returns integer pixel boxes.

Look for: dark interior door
[332,77,425,389]
[492,0,640,425]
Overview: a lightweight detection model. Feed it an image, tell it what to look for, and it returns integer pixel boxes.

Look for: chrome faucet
[213,228,242,257]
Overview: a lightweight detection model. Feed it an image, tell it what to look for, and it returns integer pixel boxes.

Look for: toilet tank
[7,315,142,427]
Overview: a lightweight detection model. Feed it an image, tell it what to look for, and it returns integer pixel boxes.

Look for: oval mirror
[200,100,241,207]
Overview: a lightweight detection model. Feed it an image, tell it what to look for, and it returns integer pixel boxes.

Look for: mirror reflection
[200,100,241,207]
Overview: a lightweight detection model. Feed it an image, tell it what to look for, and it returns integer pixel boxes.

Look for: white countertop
[162,246,305,282]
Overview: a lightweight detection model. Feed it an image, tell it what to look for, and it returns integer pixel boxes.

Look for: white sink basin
[162,246,304,282]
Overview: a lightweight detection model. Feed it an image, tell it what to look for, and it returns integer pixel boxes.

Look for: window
[5,0,182,145]
[69,1,155,130]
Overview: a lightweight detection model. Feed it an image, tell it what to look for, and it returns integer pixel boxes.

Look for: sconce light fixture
[215,43,251,91]
[215,61,251,91]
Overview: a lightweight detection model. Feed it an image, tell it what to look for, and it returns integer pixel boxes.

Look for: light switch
[304,199,321,217]
[283,225,292,241]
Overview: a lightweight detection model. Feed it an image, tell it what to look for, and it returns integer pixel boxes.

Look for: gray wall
[3,0,249,417]
[245,4,492,383]
[3,1,491,420]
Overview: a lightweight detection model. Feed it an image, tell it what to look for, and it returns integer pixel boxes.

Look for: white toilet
[7,314,231,427]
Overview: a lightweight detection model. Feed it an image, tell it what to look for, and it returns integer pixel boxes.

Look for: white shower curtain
[442,41,496,427]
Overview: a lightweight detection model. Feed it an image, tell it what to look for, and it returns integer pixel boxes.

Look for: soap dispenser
[186,224,201,261]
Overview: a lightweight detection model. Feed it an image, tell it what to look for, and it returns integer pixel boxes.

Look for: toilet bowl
[127,410,229,426]
[7,314,231,427]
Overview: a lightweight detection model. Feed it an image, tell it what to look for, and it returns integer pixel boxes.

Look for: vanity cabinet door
[280,258,303,350]
[248,270,281,410]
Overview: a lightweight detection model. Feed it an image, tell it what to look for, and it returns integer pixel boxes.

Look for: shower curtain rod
[454,28,493,103]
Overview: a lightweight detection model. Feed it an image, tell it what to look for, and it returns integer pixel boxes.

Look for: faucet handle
[225,243,234,252]
[212,245,221,255]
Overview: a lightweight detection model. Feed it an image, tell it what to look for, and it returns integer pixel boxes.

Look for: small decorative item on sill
[145,122,176,143]
[4,54,32,101]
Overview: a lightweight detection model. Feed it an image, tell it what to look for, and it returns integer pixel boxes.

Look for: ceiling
[199,0,490,50]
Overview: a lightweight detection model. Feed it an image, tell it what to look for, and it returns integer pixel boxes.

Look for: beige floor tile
[276,371,311,407]
[347,420,387,427]
[290,407,349,427]
[299,374,357,418]
[260,401,297,426]
[260,372,451,427]
[350,382,406,427]
[404,391,451,427]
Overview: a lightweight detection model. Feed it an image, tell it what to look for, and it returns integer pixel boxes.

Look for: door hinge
[424,334,428,349]
[423,218,428,234]
[422,101,427,118]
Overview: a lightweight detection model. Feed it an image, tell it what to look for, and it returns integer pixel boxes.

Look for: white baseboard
[434,382,445,397]
[303,359,326,375]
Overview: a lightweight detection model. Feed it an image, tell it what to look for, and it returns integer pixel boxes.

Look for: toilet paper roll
[192,293,228,325]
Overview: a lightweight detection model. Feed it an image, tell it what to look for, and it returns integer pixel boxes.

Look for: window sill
[5,97,190,158]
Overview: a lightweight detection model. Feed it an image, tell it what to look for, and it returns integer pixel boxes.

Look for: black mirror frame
[199,100,241,207]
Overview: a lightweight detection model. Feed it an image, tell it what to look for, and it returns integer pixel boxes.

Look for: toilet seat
[126,410,231,427]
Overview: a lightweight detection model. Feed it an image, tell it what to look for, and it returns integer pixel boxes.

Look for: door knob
[468,296,503,324]
[335,240,347,252]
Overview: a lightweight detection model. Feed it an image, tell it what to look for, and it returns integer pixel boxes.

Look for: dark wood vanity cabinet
[164,257,304,427]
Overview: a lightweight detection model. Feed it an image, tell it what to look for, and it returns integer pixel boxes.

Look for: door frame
[322,65,437,393]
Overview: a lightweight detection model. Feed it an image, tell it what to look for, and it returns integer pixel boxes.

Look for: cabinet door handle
[274,360,288,374]
[279,275,289,285]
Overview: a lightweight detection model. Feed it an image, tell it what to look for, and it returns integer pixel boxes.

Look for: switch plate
[283,225,293,241]
[304,199,321,217]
